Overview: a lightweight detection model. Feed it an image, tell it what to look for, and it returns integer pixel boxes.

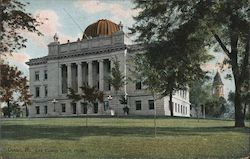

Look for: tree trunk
[243,103,247,119]
[169,90,173,117]
[7,100,10,118]
[86,115,88,127]
[234,84,245,127]
[116,91,119,117]
[25,105,29,117]
[153,94,157,138]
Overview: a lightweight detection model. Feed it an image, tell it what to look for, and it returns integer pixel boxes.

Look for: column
[88,61,93,87]
[77,62,82,92]
[67,63,72,93]
[59,65,62,94]
[98,59,104,91]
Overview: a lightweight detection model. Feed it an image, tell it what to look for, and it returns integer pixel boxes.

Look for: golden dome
[83,19,120,38]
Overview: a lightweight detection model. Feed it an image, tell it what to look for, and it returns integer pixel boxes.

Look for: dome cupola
[83,19,120,39]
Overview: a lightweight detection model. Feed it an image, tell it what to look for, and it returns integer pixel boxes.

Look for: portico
[59,59,111,95]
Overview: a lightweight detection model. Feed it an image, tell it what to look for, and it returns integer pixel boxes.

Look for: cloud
[22,9,75,47]
[75,0,140,19]
[1,52,30,63]
[35,10,60,36]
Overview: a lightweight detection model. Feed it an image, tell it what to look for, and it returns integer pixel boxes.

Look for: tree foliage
[0,0,42,53]
[67,84,104,105]
[0,62,30,117]
[18,76,32,117]
[131,0,249,127]
[108,56,125,114]
[67,84,104,127]
[108,57,125,93]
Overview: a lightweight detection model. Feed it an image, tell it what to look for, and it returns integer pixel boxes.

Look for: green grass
[0,117,249,159]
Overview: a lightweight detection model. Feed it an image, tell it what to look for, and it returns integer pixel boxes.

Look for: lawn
[0,117,249,159]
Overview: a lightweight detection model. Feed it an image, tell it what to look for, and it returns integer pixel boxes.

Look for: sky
[1,0,234,99]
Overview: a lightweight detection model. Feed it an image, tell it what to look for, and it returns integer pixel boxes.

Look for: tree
[108,57,125,115]
[119,95,128,115]
[67,84,104,127]
[18,76,32,117]
[131,54,163,137]
[205,96,226,118]
[189,79,211,120]
[131,1,213,117]
[0,0,42,53]
[228,88,250,120]
[131,0,249,127]
[2,101,20,117]
[0,63,23,117]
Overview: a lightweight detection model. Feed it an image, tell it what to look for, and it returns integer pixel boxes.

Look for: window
[178,104,180,113]
[93,103,98,114]
[81,102,88,114]
[135,101,141,110]
[35,87,40,97]
[36,106,40,114]
[104,101,109,111]
[181,105,183,114]
[35,71,39,81]
[175,103,177,112]
[44,70,48,80]
[135,81,142,90]
[44,86,48,97]
[186,107,187,115]
[108,83,111,91]
[148,100,154,110]
[44,106,48,114]
[72,103,76,114]
[61,104,66,113]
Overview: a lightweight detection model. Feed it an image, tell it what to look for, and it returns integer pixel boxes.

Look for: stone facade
[26,22,190,118]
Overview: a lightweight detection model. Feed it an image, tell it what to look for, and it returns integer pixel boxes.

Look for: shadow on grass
[1,124,249,140]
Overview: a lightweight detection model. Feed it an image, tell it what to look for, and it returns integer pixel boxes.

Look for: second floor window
[35,71,39,81]
[44,70,48,80]
[35,87,40,97]
[135,81,142,90]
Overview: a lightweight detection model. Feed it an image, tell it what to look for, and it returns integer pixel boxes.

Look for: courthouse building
[26,19,190,117]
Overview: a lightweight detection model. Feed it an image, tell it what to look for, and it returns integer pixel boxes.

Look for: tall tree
[0,63,23,117]
[0,0,42,53]
[18,76,32,117]
[108,57,125,115]
[131,1,213,116]
[67,84,104,127]
[189,78,211,119]
[131,54,162,137]
[132,0,249,127]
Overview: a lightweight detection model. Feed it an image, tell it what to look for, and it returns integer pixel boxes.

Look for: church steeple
[213,71,224,97]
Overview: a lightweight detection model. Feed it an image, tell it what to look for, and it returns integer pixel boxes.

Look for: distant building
[26,19,190,117]
[212,71,224,97]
